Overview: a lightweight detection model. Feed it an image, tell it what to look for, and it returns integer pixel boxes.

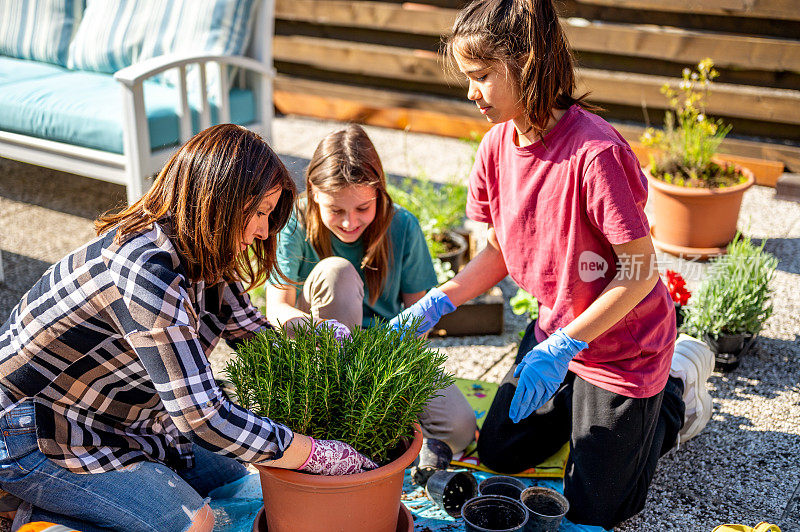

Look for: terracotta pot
[251,503,414,531]
[646,165,754,258]
[253,426,422,532]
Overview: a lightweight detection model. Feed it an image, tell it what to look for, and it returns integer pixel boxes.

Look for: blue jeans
[0,400,248,532]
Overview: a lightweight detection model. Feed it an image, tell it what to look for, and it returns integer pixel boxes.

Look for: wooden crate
[431,286,504,337]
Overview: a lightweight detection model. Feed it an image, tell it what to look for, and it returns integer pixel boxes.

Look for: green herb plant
[682,234,778,339]
[225,319,454,464]
[510,289,538,339]
[641,59,745,189]
[388,176,468,257]
[389,176,468,284]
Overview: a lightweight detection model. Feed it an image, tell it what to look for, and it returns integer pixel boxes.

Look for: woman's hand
[319,319,351,342]
[299,438,377,475]
[388,287,455,336]
[509,328,588,423]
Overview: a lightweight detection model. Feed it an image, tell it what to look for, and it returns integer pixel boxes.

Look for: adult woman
[0,124,374,532]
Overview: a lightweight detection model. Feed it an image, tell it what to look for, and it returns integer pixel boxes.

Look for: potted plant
[226,319,453,532]
[510,288,539,339]
[641,59,755,257]
[388,176,469,283]
[663,269,691,332]
[682,234,778,371]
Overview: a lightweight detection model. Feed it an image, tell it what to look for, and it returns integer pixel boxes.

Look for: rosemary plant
[225,319,454,464]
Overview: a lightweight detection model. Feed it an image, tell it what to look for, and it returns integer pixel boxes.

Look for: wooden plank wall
[272,0,800,171]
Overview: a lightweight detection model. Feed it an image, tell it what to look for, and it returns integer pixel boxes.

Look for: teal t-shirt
[271,205,438,327]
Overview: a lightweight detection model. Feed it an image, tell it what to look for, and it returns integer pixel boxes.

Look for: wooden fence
[271,0,800,172]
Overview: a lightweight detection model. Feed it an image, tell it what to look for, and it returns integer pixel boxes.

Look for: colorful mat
[403,469,609,532]
[453,378,569,478]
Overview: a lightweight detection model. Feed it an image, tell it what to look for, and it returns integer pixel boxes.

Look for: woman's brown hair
[95,124,296,290]
[302,124,393,305]
[445,0,592,137]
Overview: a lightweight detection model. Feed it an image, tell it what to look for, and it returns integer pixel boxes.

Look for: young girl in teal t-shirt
[266,124,476,483]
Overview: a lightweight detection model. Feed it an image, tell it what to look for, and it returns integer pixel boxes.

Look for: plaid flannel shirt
[0,222,293,474]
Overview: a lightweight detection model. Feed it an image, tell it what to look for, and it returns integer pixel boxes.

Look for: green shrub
[388,177,467,257]
[683,234,778,338]
[225,319,453,463]
[510,289,538,321]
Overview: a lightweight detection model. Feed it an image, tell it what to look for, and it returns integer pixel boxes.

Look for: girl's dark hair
[95,124,296,291]
[445,0,592,136]
[302,124,393,305]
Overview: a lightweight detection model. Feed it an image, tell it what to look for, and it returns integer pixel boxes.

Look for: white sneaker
[669,334,714,444]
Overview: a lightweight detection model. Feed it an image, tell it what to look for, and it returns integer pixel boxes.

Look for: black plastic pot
[425,470,478,518]
[435,230,469,273]
[462,495,529,532]
[674,302,684,334]
[703,332,757,372]
[520,487,569,532]
[478,476,527,500]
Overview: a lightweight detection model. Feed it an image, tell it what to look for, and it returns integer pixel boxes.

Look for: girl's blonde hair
[302,124,393,305]
[445,0,593,137]
[96,124,296,291]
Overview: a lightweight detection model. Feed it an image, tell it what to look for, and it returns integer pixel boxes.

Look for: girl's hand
[299,438,378,475]
[509,329,588,423]
[388,287,455,336]
[319,319,351,342]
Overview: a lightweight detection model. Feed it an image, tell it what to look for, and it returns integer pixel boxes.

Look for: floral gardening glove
[509,328,588,423]
[388,287,455,336]
[299,438,378,475]
[319,319,351,343]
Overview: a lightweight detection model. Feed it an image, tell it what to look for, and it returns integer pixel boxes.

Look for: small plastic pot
[704,332,756,372]
[425,470,478,518]
[478,475,527,500]
[462,495,529,532]
[520,486,569,532]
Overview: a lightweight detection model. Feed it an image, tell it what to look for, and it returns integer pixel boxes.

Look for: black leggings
[476,320,685,529]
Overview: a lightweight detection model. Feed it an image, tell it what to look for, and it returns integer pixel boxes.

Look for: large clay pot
[253,426,422,532]
[646,165,754,258]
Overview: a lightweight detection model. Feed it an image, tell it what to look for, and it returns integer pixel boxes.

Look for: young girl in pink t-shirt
[390,0,714,527]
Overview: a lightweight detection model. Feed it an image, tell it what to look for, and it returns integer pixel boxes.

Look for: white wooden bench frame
[0,0,276,206]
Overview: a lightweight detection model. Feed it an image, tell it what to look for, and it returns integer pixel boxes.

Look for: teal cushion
[0,67,256,154]
[68,0,256,76]
[0,56,68,85]
[0,0,83,66]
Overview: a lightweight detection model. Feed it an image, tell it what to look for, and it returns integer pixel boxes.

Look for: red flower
[664,269,691,306]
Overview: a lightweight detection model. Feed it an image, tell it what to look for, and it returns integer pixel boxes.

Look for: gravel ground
[1,116,799,531]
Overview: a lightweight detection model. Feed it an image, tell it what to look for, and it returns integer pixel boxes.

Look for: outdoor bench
[0,0,276,205]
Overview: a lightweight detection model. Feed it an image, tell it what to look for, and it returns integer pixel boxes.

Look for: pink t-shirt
[467,105,676,398]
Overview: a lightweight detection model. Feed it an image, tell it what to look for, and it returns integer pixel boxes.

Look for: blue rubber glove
[388,287,455,336]
[509,328,588,423]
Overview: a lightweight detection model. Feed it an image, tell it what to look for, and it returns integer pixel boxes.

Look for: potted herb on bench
[641,59,755,258]
[682,234,778,371]
[226,319,453,531]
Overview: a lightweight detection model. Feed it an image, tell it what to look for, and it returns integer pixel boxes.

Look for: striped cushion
[0,0,83,66]
[67,0,256,79]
